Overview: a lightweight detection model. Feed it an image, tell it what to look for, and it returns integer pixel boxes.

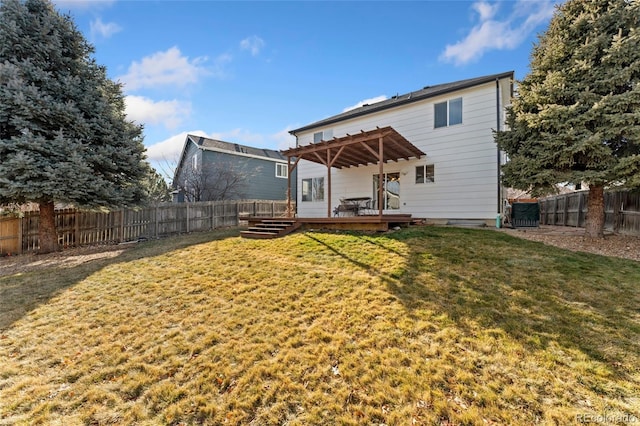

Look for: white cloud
[440,0,557,66]
[117,46,209,91]
[273,126,297,151]
[125,95,191,129]
[473,1,499,21]
[211,53,233,79]
[342,95,387,113]
[90,18,121,39]
[240,36,265,56]
[145,130,209,164]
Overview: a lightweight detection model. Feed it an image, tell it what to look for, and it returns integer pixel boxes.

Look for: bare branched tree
[173,159,259,202]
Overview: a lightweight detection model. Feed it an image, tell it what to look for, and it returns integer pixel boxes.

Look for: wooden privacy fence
[0,200,292,255]
[539,190,640,236]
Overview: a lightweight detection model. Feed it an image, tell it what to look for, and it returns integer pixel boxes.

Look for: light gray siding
[294,78,511,220]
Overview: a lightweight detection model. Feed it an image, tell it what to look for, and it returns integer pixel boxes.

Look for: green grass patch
[1,227,639,425]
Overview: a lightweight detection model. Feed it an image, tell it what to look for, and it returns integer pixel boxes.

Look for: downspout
[495,78,501,215]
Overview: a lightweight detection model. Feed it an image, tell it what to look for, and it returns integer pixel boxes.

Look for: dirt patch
[0,244,131,278]
[499,225,640,262]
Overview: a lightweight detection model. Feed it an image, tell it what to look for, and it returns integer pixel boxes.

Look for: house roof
[187,134,286,161]
[289,71,514,134]
[281,126,424,169]
[172,134,287,187]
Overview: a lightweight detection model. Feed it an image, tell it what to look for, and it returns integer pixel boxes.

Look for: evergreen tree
[496,0,640,238]
[0,0,149,252]
[144,168,171,203]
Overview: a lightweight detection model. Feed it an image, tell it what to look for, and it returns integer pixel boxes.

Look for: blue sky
[53,0,562,174]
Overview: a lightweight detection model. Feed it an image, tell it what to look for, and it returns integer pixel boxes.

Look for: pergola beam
[282,126,425,218]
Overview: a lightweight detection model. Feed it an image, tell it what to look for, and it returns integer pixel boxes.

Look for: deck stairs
[240,219,300,239]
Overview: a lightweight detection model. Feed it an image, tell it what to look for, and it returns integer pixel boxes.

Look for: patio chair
[358,199,376,216]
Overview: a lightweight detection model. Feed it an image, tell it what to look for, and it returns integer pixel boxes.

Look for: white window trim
[415,164,435,184]
[275,163,288,179]
[313,129,334,143]
[301,177,324,202]
[434,97,463,128]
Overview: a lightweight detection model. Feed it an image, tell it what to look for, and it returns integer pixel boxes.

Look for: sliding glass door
[372,172,400,210]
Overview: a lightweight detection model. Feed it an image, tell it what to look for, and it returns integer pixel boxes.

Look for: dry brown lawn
[1,226,639,425]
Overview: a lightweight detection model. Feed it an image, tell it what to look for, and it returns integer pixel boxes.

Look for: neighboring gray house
[172,134,294,202]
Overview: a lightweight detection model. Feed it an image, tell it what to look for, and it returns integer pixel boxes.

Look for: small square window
[275,163,288,179]
[416,165,435,184]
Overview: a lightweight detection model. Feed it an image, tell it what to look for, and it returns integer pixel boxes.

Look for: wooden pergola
[282,126,426,218]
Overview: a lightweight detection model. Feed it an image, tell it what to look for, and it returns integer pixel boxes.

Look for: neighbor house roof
[173,134,288,187]
[289,71,514,134]
[187,134,286,161]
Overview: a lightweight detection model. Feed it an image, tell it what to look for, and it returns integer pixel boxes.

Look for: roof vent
[362,103,369,107]
[423,85,431,89]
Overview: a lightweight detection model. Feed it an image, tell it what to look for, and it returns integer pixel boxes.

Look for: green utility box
[511,202,540,228]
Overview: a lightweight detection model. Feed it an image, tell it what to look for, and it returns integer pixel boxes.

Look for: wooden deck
[245,214,415,236]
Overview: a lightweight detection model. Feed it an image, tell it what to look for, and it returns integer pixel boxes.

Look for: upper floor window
[192,152,198,170]
[313,129,333,143]
[275,163,288,179]
[434,97,462,128]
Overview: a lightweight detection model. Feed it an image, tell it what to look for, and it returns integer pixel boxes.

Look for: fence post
[186,203,190,233]
[612,191,621,232]
[212,201,217,229]
[74,209,80,247]
[18,216,23,255]
[578,192,585,227]
[155,204,159,239]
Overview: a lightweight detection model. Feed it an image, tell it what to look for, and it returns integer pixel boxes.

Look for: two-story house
[173,134,294,202]
[284,71,513,225]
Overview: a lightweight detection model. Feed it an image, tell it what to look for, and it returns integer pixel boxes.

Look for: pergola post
[378,136,384,217]
[286,156,292,218]
[326,149,332,218]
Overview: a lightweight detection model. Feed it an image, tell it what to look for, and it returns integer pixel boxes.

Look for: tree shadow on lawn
[385,226,640,380]
[0,228,241,331]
